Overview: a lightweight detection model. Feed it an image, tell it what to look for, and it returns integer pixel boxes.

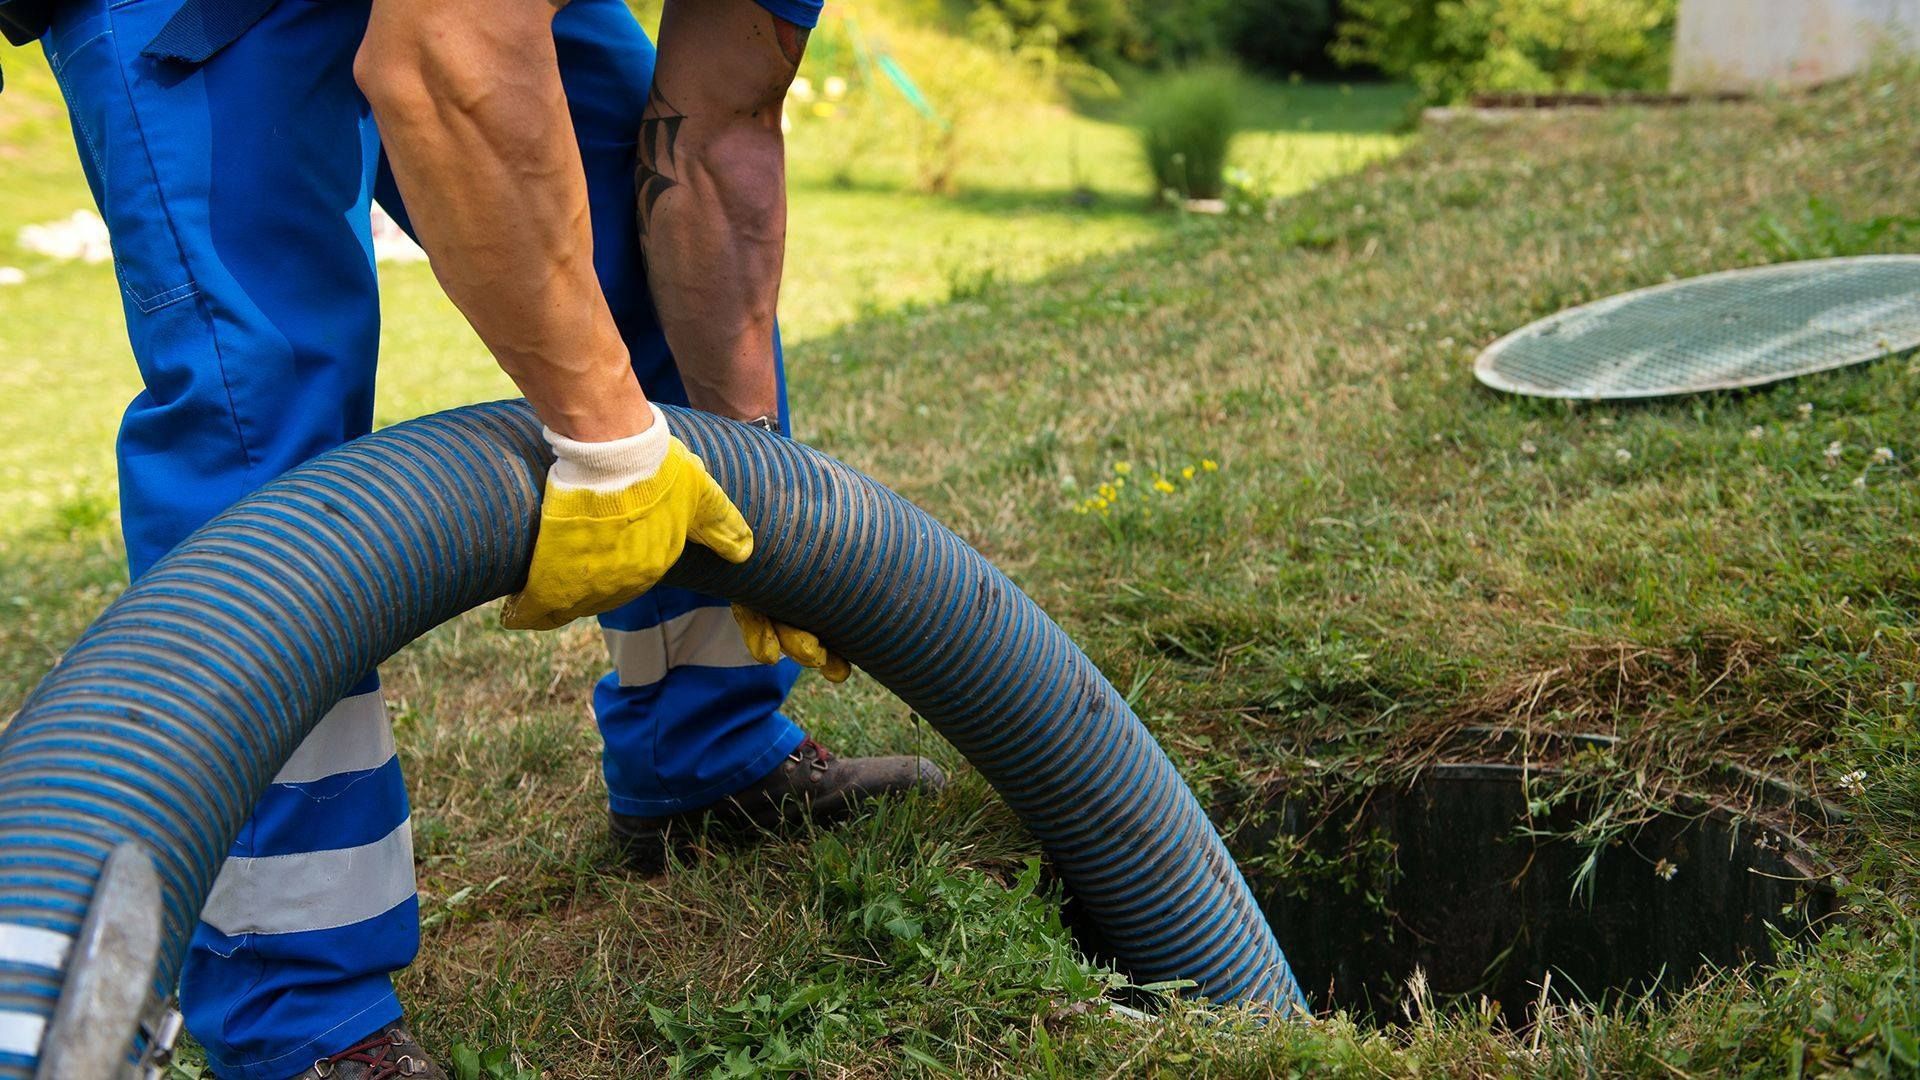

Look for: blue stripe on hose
[0,400,1300,1077]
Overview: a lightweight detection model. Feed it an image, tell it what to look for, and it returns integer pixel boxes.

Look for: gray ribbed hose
[0,400,1302,1076]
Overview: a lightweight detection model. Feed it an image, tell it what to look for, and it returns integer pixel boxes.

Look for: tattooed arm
[640,0,807,421]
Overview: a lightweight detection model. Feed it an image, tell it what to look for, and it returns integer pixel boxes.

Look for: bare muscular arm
[639,0,807,421]
[354,0,654,441]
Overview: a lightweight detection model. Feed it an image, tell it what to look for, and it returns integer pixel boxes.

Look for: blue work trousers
[39,0,803,1074]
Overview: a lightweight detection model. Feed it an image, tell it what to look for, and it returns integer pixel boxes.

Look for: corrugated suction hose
[0,400,1302,1076]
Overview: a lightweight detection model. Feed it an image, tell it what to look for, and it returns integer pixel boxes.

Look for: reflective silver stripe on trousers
[603,604,759,687]
[0,923,71,970]
[272,689,392,784]
[198,819,415,937]
[0,1011,44,1059]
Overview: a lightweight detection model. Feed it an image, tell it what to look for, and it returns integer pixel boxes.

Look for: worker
[23,0,944,1073]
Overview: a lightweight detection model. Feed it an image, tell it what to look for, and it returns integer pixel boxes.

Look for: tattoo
[773,16,809,67]
[635,87,685,239]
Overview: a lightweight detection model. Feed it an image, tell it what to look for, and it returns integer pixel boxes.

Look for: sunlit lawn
[13,27,1916,1080]
[0,34,1406,527]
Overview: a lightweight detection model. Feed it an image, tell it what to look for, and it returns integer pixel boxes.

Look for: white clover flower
[1747,426,1765,440]
[1653,858,1679,881]
[1874,446,1895,464]
[1853,476,1867,488]
[1826,441,1844,467]
[1798,402,1815,418]
[1520,440,1537,456]
[1614,448,1632,463]
[1839,769,1867,796]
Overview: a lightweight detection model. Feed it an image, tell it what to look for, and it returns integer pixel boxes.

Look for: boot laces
[792,737,833,774]
[310,1029,424,1079]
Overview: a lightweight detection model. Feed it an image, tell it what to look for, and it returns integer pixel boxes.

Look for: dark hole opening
[1067,760,1840,1026]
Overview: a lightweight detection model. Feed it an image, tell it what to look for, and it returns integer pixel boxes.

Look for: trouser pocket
[45,0,200,313]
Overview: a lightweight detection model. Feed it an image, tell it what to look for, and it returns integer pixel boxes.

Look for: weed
[50,489,114,537]
[1068,455,1222,549]
[1135,66,1243,202]
[940,258,1001,303]
[1752,194,1920,261]
[447,1044,539,1080]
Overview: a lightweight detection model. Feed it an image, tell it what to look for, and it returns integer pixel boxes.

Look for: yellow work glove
[732,605,853,683]
[502,405,753,630]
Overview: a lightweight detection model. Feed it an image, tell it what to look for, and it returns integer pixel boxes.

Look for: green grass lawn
[4,23,1920,1080]
[0,30,1407,525]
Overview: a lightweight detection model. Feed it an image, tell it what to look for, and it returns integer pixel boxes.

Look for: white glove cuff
[544,404,671,492]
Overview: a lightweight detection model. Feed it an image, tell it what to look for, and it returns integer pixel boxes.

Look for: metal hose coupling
[4,843,179,1079]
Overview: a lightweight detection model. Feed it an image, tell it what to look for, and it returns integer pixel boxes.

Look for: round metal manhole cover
[1474,255,1920,399]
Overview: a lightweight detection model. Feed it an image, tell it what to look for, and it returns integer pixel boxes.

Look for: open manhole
[1241,760,1840,1023]
[1066,736,1842,1024]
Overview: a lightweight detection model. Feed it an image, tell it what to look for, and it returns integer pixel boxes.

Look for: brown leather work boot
[610,737,946,873]
[292,1022,444,1080]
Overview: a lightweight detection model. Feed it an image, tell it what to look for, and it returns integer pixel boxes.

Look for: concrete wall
[1673,0,1920,91]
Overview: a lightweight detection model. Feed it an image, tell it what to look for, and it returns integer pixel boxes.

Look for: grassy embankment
[3,12,1919,1080]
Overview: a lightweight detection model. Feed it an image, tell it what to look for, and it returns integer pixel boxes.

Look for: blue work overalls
[37,0,818,1072]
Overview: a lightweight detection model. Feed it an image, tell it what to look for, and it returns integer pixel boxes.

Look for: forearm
[641,0,806,421]
[640,104,786,419]
[356,0,651,440]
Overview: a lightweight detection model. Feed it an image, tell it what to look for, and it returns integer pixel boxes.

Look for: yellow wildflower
[1181,466,1196,480]
[1113,461,1133,475]
[1153,478,1176,494]
[1201,459,1219,472]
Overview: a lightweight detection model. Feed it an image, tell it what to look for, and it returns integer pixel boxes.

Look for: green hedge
[965,0,1341,76]
[1333,0,1676,104]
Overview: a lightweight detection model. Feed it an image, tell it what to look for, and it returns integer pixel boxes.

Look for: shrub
[1334,0,1677,104]
[966,0,1144,68]
[782,10,1062,195]
[1130,0,1337,72]
[965,0,1342,76]
[1127,0,1234,66]
[1134,65,1241,202]
[1229,0,1337,75]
